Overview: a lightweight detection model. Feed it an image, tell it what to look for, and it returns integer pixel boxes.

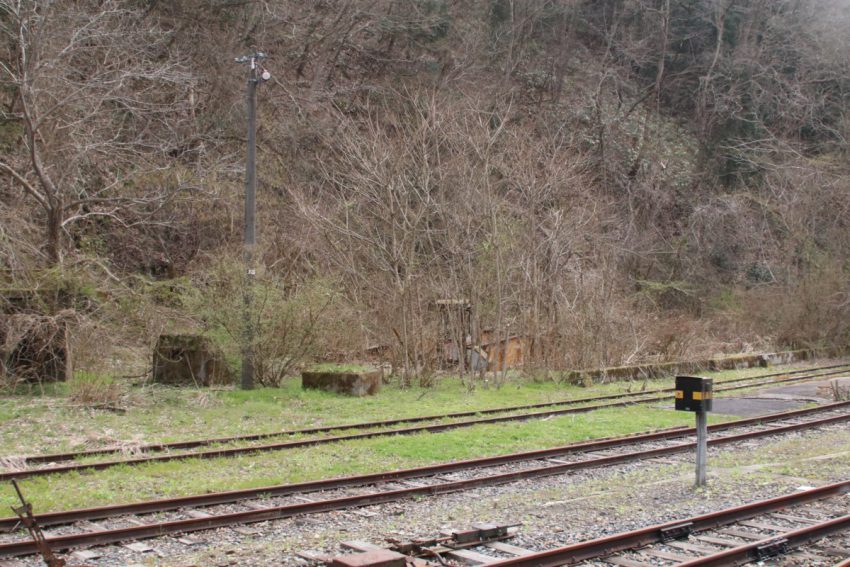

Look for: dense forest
[2,0,850,384]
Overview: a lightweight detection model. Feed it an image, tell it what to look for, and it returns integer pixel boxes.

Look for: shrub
[68,372,126,407]
[830,381,850,402]
[186,254,357,387]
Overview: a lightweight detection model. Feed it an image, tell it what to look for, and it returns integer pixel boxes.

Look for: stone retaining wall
[567,347,846,385]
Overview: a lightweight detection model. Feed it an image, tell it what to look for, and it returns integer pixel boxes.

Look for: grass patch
[0,361,826,456]
[0,360,837,515]
[0,405,720,514]
[67,371,126,407]
[712,427,850,481]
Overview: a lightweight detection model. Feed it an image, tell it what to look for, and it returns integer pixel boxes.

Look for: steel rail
[18,363,850,466]
[1,407,848,556]
[484,480,850,567]
[5,367,848,482]
[676,513,850,566]
[1,400,848,532]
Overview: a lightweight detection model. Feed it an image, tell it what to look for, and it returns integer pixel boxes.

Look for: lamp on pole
[235,50,269,390]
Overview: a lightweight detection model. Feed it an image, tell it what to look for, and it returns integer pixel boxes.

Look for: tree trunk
[46,204,63,266]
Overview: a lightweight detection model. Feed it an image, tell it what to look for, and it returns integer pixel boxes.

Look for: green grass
[0,362,816,456]
[0,405,722,514]
[0,361,832,516]
[712,428,850,481]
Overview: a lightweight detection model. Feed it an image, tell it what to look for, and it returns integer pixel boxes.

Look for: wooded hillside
[2,0,850,382]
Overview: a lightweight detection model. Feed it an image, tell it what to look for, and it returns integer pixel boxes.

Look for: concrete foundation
[152,334,232,387]
[302,370,381,396]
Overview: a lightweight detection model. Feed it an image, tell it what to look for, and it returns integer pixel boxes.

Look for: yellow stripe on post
[693,391,712,400]
[675,390,684,399]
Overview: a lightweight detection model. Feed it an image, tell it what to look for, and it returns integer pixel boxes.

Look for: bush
[830,381,850,402]
[186,255,358,387]
[68,372,126,407]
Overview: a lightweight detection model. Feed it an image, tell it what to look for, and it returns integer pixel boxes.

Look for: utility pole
[236,50,269,390]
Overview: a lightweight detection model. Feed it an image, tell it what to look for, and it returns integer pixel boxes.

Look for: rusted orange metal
[479,334,528,370]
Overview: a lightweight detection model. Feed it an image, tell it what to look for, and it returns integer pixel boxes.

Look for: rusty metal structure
[434,299,531,371]
[435,299,475,369]
[320,523,520,566]
[10,480,65,567]
[477,332,528,371]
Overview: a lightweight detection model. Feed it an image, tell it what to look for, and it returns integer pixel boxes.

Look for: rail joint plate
[756,538,788,560]
[659,522,693,542]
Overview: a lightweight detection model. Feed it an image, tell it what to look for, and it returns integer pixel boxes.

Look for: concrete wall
[565,347,845,385]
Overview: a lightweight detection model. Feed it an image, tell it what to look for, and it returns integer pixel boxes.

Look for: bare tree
[0,0,195,266]
[295,93,443,382]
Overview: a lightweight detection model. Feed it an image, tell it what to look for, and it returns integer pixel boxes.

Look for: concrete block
[152,334,232,386]
[302,370,381,396]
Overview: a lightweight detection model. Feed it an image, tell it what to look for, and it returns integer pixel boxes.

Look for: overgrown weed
[829,380,850,401]
[68,371,126,407]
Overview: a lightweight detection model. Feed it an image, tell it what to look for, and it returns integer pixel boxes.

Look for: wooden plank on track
[446,548,498,565]
[185,509,212,519]
[340,540,383,552]
[769,512,818,524]
[296,550,331,562]
[483,541,535,556]
[716,528,765,541]
[666,540,718,554]
[738,520,785,531]
[644,549,694,562]
[694,535,743,547]
[816,546,850,557]
[604,557,655,567]
[787,551,833,562]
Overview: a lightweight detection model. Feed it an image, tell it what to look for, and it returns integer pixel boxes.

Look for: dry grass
[0,456,27,472]
[67,372,127,407]
[829,380,850,401]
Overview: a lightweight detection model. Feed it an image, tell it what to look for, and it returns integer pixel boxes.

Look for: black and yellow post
[675,376,713,487]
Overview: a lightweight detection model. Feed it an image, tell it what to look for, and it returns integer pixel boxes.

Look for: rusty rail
[485,481,850,566]
[1,400,847,532]
[18,363,850,466]
[5,365,848,482]
[677,513,850,566]
[0,405,848,557]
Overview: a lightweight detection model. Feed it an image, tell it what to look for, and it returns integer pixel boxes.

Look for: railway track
[4,363,849,481]
[1,400,848,559]
[466,480,850,566]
